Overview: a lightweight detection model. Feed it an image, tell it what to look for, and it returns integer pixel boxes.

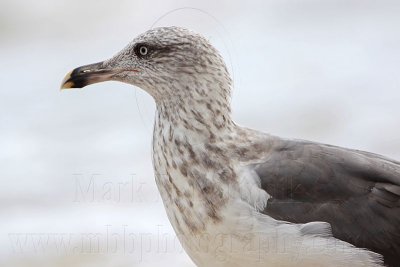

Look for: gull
[61,27,399,267]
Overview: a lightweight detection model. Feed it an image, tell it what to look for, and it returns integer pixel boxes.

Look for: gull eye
[137,45,149,57]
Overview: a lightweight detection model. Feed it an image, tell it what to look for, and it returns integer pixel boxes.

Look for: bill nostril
[76,68,93,75]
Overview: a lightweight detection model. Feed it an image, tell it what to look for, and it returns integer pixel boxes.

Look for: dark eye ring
[138,45,148,56]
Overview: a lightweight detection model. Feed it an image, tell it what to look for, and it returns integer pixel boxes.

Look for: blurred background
[1,0,400,266]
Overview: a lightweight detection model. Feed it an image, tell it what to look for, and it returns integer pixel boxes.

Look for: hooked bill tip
[60,70,80,90]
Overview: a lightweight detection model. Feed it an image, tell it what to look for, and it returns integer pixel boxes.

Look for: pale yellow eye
[139,46,148,56]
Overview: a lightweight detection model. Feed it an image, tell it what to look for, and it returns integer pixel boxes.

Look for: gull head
[61,27,232,105]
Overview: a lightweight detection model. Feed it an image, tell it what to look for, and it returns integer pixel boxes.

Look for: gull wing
[253,138,400,267]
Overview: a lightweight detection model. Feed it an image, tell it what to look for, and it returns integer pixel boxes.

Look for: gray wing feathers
[253,138,400,267]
